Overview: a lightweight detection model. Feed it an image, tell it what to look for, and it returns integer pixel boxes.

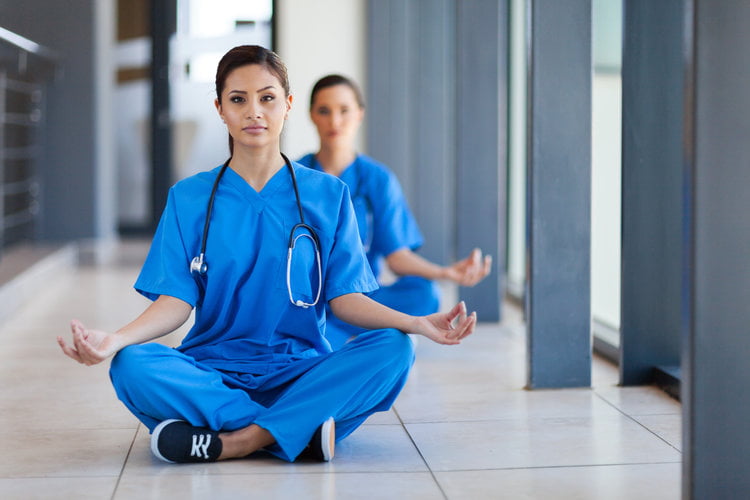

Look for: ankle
[218,424,274,460]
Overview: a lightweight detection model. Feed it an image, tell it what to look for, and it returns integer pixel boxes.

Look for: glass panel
[591,0,623,347]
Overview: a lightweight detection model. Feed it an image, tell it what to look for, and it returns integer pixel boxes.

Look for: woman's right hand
[57,319,124,366]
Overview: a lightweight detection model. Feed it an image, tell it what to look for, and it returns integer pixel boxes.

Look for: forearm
[329,293,416,332]
[385,248,446,280]
[114,295,192,348]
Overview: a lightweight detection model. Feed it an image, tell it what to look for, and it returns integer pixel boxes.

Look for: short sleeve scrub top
[134,161,378,375]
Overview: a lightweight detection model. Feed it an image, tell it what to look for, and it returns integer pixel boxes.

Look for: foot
[150,419,223,463]
[306,417,335,462]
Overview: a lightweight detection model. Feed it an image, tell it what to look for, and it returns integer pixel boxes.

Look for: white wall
[275,0,367,160]
[507,0,527,299]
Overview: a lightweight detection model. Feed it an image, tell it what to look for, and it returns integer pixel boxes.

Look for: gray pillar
[683,1,750,496]
[150,0,176,228]
[367,0,452,265]
[412,0,455,266]
[526,0,591,388]
[455,0,506,321]
[619,0,683,386]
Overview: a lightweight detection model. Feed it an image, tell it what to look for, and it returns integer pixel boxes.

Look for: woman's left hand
[410,301,476,345]
[444,248,492,286]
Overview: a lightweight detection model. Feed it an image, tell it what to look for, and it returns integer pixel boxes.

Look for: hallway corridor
[0,243,681,499]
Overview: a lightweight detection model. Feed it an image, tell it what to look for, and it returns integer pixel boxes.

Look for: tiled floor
[0,244,682,499]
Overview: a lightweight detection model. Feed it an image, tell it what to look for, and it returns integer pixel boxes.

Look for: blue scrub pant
[109,328,414,462]
[325,276,440,349]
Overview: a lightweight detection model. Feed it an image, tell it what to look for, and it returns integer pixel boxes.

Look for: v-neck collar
[222,164,290,212]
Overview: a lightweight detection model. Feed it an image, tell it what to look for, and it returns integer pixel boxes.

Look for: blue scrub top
[134,161,378,374]
[297,153,423,279]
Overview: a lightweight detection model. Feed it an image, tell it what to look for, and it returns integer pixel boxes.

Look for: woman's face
[215,64,292,152]
[309,84,364,150]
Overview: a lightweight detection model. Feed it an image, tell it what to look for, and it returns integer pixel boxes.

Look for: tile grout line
[593,392,683,454]
[110,424,141,500]
[392,406,450,500]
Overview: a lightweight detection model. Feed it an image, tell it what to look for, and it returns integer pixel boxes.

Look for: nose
[330,111,343,128]
[246,102,262,119]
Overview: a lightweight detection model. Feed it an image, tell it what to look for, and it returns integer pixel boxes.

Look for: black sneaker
[150,419,223,463]
[306,417,335,462]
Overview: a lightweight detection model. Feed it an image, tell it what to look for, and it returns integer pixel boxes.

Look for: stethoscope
[190,153,322,308]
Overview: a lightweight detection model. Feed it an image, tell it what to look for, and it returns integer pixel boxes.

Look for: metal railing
[0,27,56,253]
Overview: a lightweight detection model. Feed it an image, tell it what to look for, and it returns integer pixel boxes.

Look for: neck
[229,146,284,192]
[315,145,356,177]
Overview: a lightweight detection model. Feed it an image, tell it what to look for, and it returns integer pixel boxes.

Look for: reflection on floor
[0,242,681,499]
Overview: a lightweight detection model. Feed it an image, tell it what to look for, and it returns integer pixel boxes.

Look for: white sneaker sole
[320,417,335,462]
[150,419,181,463]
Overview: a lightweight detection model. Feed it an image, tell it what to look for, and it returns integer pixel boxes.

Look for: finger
[458,312,477,340]
[482,255,492,276]
[72,327,100,365]
[447,304,469,338]
[452,311,476,340]
[470,248,481,264]
[57,336,83,363]
[446,301,464,324]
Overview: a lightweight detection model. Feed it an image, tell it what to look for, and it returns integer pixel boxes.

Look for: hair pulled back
[309,74,365,111]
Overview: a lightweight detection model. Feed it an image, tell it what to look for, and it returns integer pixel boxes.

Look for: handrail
[0,27,57,61]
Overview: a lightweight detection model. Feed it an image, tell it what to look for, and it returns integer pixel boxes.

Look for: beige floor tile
[362,408,400,425]
[0,477,119,500]
[595,386,682,415]
[115,471,444,500]
[395,386,623,423]
[633,414,682,451]
[0,428,136,477]
[406,416,682,471]
[123,423,428,476]
[592,355,620,387]
[436,463,681,500]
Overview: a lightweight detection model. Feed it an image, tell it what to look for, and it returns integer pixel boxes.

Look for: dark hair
[309,74,365,111]
[215,45,290,155]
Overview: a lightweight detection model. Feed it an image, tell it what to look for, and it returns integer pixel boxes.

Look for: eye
[229,95,245,104]
[261,94,275,102]
[315,107,330,116]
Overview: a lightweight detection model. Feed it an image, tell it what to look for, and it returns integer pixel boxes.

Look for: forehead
[223,64,282,92]
[313,84,359,105]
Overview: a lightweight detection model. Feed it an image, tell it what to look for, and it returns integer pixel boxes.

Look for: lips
[243,125,266,134]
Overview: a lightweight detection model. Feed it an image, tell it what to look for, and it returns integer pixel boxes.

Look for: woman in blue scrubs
[298,74,492,349]
[57,46,476,465]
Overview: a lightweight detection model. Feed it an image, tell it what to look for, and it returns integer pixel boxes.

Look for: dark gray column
[0,0,107,240]
[526,0,591,388]
[150,0,176,228]
[366,0,413,194]
[411,0,455,266]
[367,0,452,265]
[619,0,683,385]
[455,0,506,321]
[683,1,750,496]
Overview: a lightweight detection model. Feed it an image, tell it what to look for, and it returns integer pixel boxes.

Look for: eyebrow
[227,85,277,94]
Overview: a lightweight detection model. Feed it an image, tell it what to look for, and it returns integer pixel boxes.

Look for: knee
[365,329,415,368]
[110,343,165,384]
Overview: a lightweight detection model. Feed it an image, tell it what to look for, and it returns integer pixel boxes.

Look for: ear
[285,94,293,119]
[214,98,224,121]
